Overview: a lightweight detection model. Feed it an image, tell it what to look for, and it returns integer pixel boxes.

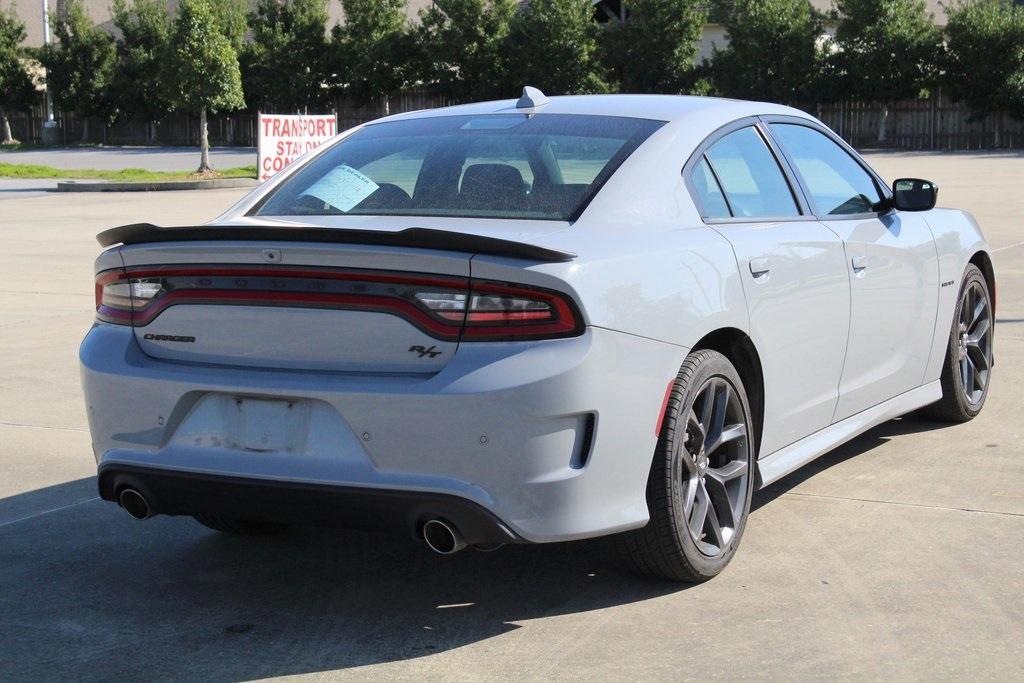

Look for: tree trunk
[198,108,211,173]
[80,117,89,143]
[876,105,889,145]
[382,95,390,116]
[0,110,17,145]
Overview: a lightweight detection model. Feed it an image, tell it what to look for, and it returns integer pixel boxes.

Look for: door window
[691,157,731,218]
[769,123,882,216]
[702,126,800,218]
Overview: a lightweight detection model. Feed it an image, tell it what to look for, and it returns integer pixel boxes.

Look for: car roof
[372,93,812,126]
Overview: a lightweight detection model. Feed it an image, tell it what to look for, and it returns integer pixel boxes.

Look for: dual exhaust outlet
[117,488,472,555]
[118,488,153,520]
[421,518,467,555]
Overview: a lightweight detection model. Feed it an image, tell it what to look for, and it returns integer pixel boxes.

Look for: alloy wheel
[679,377,751,557]
[957,280,993,407]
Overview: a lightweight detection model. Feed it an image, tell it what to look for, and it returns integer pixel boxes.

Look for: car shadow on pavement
[752,414,948,512]
[0,414,957,680]
[0,477,685,680]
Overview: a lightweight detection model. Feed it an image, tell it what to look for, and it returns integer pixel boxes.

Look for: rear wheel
[926,264,993,422]
[193,514,289,535]
[620,349,755,582]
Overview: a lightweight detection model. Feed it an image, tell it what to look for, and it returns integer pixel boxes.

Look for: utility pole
[41,0,59,143]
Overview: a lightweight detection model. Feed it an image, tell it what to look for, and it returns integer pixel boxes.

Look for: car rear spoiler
[96,223,576,263]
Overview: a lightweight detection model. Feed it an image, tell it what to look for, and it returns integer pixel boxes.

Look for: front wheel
[620,349,755,582]
[926,264,994,422]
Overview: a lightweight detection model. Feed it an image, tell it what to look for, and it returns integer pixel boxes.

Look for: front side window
[255,114,664,221]
[703,126,800,218]
[769,123,882,216]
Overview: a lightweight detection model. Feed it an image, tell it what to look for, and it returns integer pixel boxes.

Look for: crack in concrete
[0,421,88,433]
[0,496,100,530]
[785,491,1024,518]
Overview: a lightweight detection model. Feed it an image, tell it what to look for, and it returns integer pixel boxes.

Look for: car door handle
[749,257,771,279]
[851,255,868,273]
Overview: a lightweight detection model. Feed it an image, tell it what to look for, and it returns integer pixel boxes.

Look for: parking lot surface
[0,152,1021,680]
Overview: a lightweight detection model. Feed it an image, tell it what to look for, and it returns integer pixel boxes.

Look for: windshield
[253,114,664,221]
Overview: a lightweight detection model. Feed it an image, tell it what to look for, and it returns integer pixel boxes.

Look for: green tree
[944,0,1024,123]
[503,0,607,95]
[164,0,245,173]
[600,0,706,94]
[242,0,331,112]
[110,0,171,128]
[210,0,248,50]
[416,0,516,102]
[0,2,37,144]
[830,0,942,142]
[331,0,414,112]
[40,0,116,141]
[709,0,824,103]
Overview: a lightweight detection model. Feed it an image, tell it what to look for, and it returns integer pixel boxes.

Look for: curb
[56,177,259,192]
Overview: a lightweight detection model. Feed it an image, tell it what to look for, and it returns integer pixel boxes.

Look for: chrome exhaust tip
[422,519,467,555]
[118,488,152,520]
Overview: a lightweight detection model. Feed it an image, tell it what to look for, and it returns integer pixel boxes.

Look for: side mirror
[892,177,937,211]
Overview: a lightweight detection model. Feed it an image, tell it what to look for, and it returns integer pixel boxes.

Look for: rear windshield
[254,114,664,221]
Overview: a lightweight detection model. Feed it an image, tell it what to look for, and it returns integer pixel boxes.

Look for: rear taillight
[95,270,155,325]
[95,266,582,341]
[461,281,581,340]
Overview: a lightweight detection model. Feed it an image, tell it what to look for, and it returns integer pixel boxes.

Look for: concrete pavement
[0,146,256,171]
[0,178,58,198]
[0,154,1021,680]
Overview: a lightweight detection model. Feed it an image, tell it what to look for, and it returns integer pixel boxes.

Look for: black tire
[620,349,755,582]
[925,264,993,423]
[193,513,289,535]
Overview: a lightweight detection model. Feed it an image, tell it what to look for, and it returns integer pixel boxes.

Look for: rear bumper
[98,463,519,545]
[81,323,686,542]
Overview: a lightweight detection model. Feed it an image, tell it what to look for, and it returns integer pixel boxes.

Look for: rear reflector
[95,265,583,341]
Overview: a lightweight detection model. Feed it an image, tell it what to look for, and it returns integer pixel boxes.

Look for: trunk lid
[118,241,473,374]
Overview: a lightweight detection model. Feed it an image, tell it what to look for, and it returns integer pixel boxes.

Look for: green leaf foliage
[0,2,38,116]
[164,0,245,114]
[415,0,516,102]
[601,0,706,94]
[110,0,171,121]
[40,0,116,119]
[830,0,943,101]
[503,0,608,95]
[241,0,331,112]
[331,0,415,105]
[944,0,1024,119]
[709,0,825,102]
[210,0,248,50]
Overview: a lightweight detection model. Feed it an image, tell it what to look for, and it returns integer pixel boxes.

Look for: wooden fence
[6,91,1022,150]
[5,91,455,149]
[814,93,1024,150]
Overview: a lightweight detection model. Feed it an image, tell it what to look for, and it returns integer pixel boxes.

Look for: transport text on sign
[257,113,338,181]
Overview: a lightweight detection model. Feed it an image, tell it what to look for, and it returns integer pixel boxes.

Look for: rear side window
[692,157,730,218]
[704,126,800,219]
[769,123,881,215]
[255,114,664,221]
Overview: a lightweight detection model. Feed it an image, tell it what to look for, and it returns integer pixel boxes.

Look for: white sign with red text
[257,113,338,181]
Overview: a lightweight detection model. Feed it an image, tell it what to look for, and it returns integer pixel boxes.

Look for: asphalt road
[0,153,1021,680]
[1,146,256,171]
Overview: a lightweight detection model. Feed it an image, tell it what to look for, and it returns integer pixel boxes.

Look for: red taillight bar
[95,265,584,342]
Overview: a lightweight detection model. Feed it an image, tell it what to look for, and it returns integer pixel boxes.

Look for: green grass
[0,162,257,181]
